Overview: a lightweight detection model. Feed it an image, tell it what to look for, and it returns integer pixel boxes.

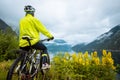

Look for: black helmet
[24,5,35,12]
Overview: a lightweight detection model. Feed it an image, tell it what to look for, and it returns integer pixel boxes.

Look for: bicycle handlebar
[22,36,53,42]
[40,38,52,42]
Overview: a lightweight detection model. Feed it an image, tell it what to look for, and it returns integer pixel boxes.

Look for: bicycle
[7,36,52,80]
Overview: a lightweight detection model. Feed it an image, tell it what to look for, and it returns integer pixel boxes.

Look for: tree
[0,27,19,61]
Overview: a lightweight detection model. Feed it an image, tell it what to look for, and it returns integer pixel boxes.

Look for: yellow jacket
[19,14,53,47]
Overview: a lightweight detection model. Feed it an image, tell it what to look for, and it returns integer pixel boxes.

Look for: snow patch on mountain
[96,32,113,41]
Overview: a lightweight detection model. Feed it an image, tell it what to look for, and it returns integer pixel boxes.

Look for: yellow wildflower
[107,58,114,65]
[102,49,107,57]
[92,57,100,65]
[91,52,94,58]
[102,57,106,65]
[72,53,78,62]
[64,52,70,60]
[84,51,89,58]
[63,58,67,63]
[93,51,97,57]
[107,52,112,58]
[79,58,83,64]
[95,57,100,65]
[78,52,83,58]
[85,59,90,65]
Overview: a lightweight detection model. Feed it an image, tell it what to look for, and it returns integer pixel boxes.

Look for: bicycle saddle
[22,36,32,40]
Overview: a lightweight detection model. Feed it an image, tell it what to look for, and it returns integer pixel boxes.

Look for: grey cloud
[0,0,120,44]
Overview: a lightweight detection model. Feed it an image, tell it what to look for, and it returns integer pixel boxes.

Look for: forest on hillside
[0,27,18,61]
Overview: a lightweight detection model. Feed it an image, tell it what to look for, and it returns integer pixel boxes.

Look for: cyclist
[19,5,54,69]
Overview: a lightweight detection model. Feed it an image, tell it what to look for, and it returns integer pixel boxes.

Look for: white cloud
[0,0,120,45]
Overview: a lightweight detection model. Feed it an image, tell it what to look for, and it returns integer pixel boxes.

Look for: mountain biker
[19,5,54,69]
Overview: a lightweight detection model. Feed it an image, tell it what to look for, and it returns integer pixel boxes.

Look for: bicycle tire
[6,53,24,80]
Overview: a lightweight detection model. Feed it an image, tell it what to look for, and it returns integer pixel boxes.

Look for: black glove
[47,37,54,41]
[50,36,54,40]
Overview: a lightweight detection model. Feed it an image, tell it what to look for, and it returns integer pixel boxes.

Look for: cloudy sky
[0,0,120,45]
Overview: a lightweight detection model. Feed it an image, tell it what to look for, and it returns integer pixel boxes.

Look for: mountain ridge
[45,39,73,53]
[0,19,10,30]
[72,24,120,64]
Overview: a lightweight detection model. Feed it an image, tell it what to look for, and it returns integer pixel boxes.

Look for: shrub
[49,50,116,80]
[0,28,18,61]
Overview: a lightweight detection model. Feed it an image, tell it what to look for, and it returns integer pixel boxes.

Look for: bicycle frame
[19,37,50,78]
[19,49,40,77]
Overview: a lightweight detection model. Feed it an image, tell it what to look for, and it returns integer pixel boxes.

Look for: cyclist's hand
[48,37,54,41]
[50,37,54,40]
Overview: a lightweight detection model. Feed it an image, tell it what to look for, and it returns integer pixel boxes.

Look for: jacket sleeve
[33,18,53,38]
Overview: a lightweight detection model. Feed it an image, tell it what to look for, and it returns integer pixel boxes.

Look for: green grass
[0,71,7,80]
[0,60,13,80]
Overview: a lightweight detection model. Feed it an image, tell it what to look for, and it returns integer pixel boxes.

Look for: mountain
[72,43,86,52]
[72,25,120,64]
[44,39,73,53]
[0,18,16,35]
[0,19,9,30]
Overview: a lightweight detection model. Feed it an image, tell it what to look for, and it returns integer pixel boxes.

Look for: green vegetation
[47,51,116,80]
[0,60,13,80]
[0,27,19,61]
[0,51,116,80]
